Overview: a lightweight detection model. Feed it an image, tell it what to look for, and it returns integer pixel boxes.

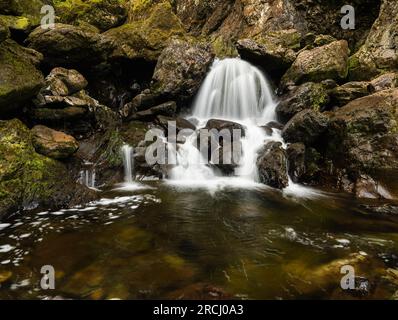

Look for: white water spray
[168,58,321,197]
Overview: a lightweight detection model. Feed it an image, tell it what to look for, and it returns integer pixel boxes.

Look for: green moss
[0,119,70,214]
[211,36,238,58]
[0,15,31,31]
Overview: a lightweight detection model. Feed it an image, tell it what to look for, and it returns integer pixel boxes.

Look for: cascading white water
[169,58,279,186]
[122,144,134,183]
[169,58,322,197]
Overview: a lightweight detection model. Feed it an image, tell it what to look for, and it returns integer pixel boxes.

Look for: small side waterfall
[122,144,134,183]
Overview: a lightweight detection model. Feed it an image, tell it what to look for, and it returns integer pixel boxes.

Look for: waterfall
[169,58,279,186]
[122,144,134,183]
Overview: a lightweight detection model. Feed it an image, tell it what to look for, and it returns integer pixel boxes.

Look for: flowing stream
[0,59,397,300]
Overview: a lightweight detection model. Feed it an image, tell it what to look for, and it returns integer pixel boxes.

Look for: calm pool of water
[0,182,397,300]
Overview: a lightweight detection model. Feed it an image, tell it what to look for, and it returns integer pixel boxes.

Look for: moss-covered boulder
[101,2,185,62]
[0,119,96,218]
[31,125,79,159]
[237,29,301,79]
[26,23,105,68]
[54,0,128,32]
[151,38,214,103]
[0,18,9,42]
[0,0,52,26]
[0,39,44,118]
[0,14,32,34]
[276,82,329,123]
[281,40,349,88]
[348,0,398,81]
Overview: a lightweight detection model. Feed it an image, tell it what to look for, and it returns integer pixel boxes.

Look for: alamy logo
[341,5,356,30]
[40,265,55,290]
[340,265,356,290]
[40,5,55,30]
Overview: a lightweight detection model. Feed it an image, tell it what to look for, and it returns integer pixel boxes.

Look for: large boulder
[55,0,128,32]
[0,39,44,118]
[151,39,214,103]
[101,2,185,62]
[237,29,301,79]
[370,73,398,92]
[329,81,375,107]
[0,0,52,26]
[281,40,349,87]
[348,0,398,81]
[31,125,79,159]
[327,89,398,173]
[256,141,289,189]
[0,119,96,218]
[276,82,329,123]
[282,109,329,146]
[26,23,105,68]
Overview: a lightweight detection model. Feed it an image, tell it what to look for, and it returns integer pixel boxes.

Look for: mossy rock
[0,0,52,26]
[281,40,349,87]
[54,0,128,32]
[0,39,44,118]
[0,119,96,218]
[0,15,31,33]
[101,1,185,62]
[0,18,9,42]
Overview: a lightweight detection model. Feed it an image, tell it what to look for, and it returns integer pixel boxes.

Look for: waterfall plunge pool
[0,182,397,300]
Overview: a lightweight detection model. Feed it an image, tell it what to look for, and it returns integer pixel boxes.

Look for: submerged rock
[151,38,215,104]
[31,125,79,160]
[0,119,96,218]
[256,141,289,189]
[276,82,329,123]
[0,39,44,118]
[281,40,349,87]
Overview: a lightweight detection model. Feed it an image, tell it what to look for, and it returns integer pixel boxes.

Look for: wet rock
[204,119,245,137]
[129,101,177,121]
[55,0,128,32]
[237,29,301,78]
[0,39,44,118]
[121,91,161,118]
[371,73,398,92]
[276,82,329,123]
[31,125,79,160]
[354,175,392,200]
[286,143,306,183]
[282,109,329,146]
[42,67,89,97]
[0,119,96,218]
[327,89,398,174]
[156,116,196,135]
[266,121,284,131]
[281,40,349,87]
[101,2,185,62]
[348,0,398,81]
[26,23,105,68]
[329,82,375,107]
[256,141,289,189]
[151,38,214,104]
